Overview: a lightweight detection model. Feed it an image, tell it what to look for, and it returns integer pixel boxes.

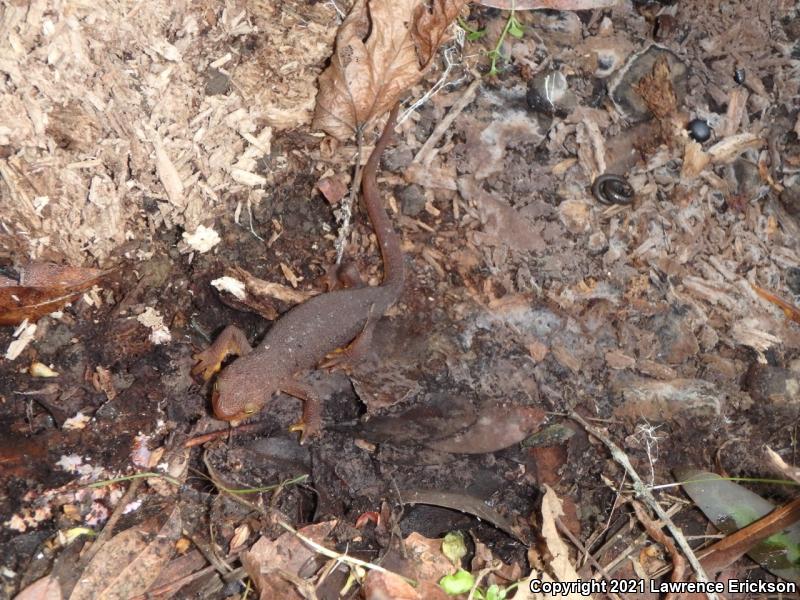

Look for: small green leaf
[439,569,475,595]
[442,531,467,565]
[486,584,502,600]
[508,17,524,38]
[467,30,486,41]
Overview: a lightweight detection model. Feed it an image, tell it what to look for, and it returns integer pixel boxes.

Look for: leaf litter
[3,0,800,598]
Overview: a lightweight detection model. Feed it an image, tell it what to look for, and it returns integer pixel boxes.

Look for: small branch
[554,518,628,600]
[79,478,143,568]
[631,500,686,600]
[411,72,482,167]
[570,412,719,600]
[274,518,418,588]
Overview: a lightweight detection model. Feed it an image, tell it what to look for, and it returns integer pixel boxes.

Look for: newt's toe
[191,351,223,381]
[289,421,312,445]
[320,348,353,372]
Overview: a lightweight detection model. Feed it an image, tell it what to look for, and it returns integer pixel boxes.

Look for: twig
[554,518,627,600]
[631,500,686,600]
[274,518,418,587]
[583,472,627,567]
[184,422,267,448]
[78,478,143,568]
[401,40,467,126]
[570,412,719,600]
[183,529,235,576]
[129,565,217,600]
[335,129,364,264]
[468,563,499,600]
[599,503,684,578]
[411,72,482,167]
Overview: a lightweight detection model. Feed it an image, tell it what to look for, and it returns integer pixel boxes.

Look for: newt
[192,105,405,443]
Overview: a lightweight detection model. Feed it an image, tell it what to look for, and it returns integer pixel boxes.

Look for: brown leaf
[363,571,422,600]
[242,521,336,600]
[0,263,110,326]
[13,575,63,600]
[425,405,545,454]
[363,532,453,600]
[317,175,349,205]
[313,0,467,140]
[68,507,181,600]
[411,0,465,66]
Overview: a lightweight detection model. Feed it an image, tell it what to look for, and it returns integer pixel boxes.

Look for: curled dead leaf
[69,507,182,600]
[313,0,467,140]
[0,263,110,326]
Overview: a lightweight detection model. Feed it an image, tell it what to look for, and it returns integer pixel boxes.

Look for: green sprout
[458,5,525,77]
[487,7,524,76]
[439,569,521,599]
[457,16,486,42]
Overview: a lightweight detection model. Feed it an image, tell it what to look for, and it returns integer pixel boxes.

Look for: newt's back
[257,283,392,375]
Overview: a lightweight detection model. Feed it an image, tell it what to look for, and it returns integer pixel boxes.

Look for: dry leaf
[426,406,545,453]
[0,263,109,326]
[69,507,181,600]
[313,0,467,139]
[14,575,63,600]
[317,175,349,205]
[363,571,421,600]
[280,263,301,288]
[411,0,465,67]
[242,521,336,600]
[515,485,594,600]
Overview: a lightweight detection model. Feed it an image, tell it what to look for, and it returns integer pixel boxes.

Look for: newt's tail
[361,104,405,297]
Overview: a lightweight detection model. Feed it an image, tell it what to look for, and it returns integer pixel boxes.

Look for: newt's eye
[244,404,257,414]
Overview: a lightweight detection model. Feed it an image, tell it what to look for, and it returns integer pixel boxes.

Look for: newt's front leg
[192,325,253,381]
[282,378,323,445]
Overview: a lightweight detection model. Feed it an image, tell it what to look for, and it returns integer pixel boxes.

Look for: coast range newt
[193,105,405,442]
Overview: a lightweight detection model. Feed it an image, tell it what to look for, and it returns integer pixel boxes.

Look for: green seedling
[457,16,486,41]
[458,5,525,76]
[439,569,521,599]
[487,8,524,76]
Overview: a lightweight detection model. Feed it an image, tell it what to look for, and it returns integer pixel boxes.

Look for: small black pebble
[734,67,746,85]
[687,118,711,142]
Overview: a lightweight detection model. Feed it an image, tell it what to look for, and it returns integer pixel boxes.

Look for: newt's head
[211,359,271,421]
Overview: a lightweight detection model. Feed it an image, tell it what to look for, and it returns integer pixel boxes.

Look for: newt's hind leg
[321,262,365,291]
[192,325,253,381]
[320,306,377,371]
[282,379,323,444]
